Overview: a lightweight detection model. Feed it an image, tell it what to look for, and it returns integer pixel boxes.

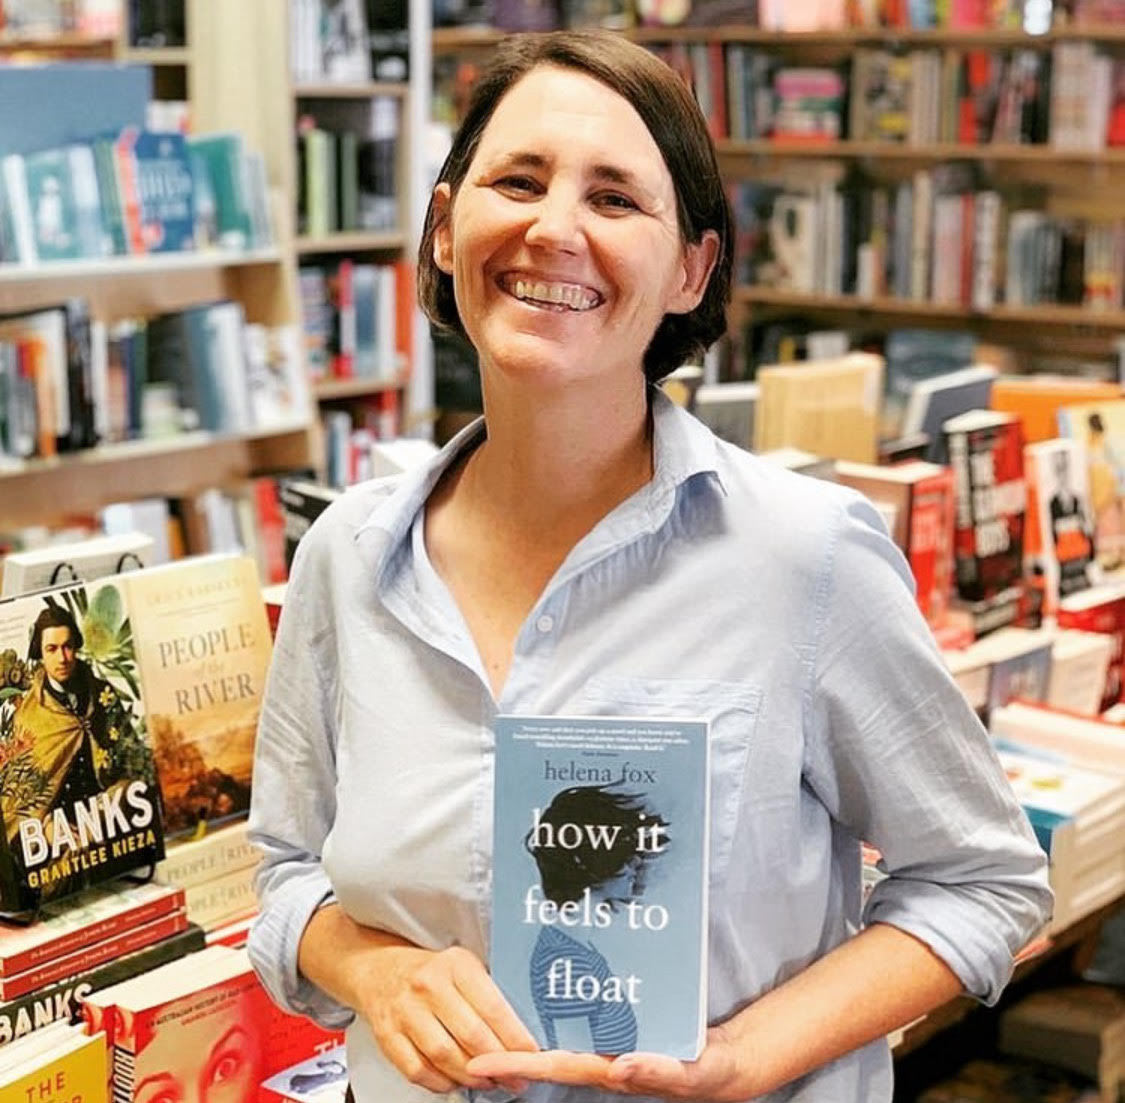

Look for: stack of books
[993,742,1125,932]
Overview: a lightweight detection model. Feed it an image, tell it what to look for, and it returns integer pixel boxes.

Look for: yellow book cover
[1,1027,108,1103]
[120,556,272,838]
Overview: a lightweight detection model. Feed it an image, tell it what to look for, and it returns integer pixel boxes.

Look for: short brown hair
[28,605,82,662]
[417,30,733,384]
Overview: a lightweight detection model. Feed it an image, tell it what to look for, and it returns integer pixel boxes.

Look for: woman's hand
[466,1021,753,1101]
[298,906,538,1096]
[357,943,540,1096]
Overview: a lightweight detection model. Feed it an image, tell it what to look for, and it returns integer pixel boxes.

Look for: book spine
[0,910,188,1000]
[0,886,185,976]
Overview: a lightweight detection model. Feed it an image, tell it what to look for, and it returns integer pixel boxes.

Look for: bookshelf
[431,20,1125,381]
[0,0,318,534]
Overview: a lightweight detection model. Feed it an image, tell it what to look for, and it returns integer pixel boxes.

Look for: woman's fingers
[379,1030,458,1095]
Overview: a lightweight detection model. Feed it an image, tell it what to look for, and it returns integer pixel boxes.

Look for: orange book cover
[990,377,1122,444]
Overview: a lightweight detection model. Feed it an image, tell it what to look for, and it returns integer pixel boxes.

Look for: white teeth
[504,275,598,311]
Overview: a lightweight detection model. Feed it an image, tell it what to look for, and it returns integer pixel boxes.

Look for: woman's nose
[524,187,583,251]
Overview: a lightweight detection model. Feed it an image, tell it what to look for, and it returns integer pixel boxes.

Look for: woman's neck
[464,376,654,538]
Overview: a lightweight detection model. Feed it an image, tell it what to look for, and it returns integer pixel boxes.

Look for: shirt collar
[357,386,726,579]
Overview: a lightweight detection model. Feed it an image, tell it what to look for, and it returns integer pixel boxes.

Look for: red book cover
[0,880,183,977]
[906,466,957,628]
[1057,584,1125,711]
[1,909,187,1000]
[946,410,1026,603]
[101,949,342,1103]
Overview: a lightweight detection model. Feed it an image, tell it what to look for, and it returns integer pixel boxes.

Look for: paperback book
[0,579,164,914]
[490,714,710,1060]
[118,556,271,837]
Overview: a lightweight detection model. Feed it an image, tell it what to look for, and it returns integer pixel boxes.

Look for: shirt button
[536,615,554,634]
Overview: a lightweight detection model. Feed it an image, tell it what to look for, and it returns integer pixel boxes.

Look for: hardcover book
[0,922,204,1049]
[1,533,155,600]
[118,556,272,837]
[0,907,187,1000]
[1058,398,1125,574]
[834,459,955,628]
[944,409,1027,603]
[1058,581,1125,710]
[0,879,182,977]
[81,946,343,1103]
[0,579,165,915]
[490,714,710,1060]
[1024,438,1097,615]
[0,1022,107,1103]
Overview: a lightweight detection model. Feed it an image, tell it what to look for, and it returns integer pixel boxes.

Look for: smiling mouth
[498,274,603,312]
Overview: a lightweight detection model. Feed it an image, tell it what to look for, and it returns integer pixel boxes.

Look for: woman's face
[132,995,263,1103]
[433,64,715,391]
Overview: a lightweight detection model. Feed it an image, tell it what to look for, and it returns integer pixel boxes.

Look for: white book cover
[1,531,154,599]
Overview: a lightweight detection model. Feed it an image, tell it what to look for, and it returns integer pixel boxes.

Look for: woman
[248,29,1051,1103]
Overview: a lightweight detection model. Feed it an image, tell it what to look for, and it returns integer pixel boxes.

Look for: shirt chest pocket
[578,676,762,888]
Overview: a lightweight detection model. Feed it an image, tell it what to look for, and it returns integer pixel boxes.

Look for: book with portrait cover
[117,556,271,838]
[0,579,165,915]
[490,714,710,1060]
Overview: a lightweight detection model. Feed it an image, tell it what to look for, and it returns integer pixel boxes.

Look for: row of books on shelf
[731,166,1125,309]
[299,257,412,382]
[433,0,1087,31]
[290,0,407,84]
[0,124,272,266]
[296,99,399,237]
[0,298,310,463]
[651,39,1124,149]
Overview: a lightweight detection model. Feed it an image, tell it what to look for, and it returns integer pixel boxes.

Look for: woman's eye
[494,175,540,196]
[208,1053,244,1085]
[594,192,638,212]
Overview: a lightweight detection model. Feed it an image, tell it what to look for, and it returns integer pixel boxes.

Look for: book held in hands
[490,714,710,1060]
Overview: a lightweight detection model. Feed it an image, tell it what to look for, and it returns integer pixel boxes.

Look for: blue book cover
[490,714,710,1060]
[125,129,196,254]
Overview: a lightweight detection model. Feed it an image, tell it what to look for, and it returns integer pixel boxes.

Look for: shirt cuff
[249,869,357,1030]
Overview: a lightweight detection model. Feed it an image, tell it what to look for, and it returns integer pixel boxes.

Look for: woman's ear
[432,182,454,275]
[667,229,721,315]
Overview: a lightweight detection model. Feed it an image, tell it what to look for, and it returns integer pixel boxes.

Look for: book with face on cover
[0,579,164,915]
[490,714,710,1060]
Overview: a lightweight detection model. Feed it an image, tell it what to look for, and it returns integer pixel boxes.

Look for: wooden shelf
[0,248,283,285]
[735,285,1125,329]
[121,45,192,65]
[432,21,1125,51]
[294,81,408,99]
[432,26,508,51]
[0,31,117,51]
[313,374,408,401]
[719,139,1125,164]
[0,425,313,529]
[295,231,407,255]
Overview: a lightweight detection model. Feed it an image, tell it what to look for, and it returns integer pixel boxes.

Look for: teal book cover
[491,714,710,1060]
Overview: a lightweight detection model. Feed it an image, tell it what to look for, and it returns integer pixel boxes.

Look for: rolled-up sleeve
[248,527,355,1030]
[803,493,1053,1005]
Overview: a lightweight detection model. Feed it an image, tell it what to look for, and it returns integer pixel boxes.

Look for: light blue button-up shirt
[248,390,1051,1103]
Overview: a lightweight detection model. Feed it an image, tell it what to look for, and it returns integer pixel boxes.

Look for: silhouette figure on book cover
[524,785,669,1054]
